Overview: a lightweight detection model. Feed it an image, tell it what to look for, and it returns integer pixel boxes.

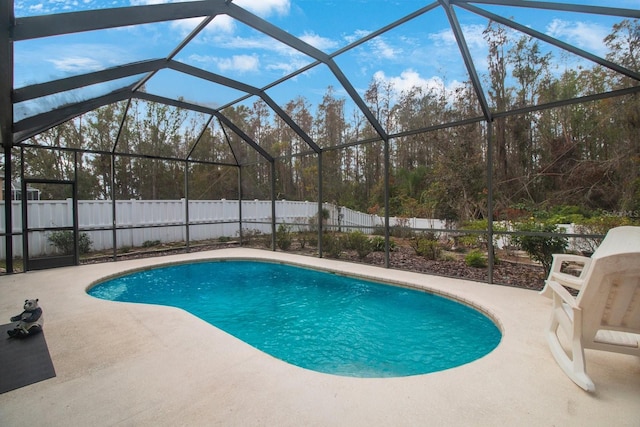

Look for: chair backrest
[591,226,640,259]
[576,252,640,340]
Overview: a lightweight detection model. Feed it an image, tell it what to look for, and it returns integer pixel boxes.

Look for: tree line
[15,20,639,224]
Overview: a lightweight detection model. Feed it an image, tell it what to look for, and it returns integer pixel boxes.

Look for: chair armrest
[549,254,591,274]
[548,272,585,290]
[541,254,591,297]
[548,254,592,283]
[545,280,579,309]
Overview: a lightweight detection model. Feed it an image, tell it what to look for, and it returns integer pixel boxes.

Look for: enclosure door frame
[23,178,78,271]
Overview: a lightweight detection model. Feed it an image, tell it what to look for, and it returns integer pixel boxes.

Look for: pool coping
[1,248,639,426]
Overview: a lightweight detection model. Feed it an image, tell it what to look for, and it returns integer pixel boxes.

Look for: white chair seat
[594,330,640,348]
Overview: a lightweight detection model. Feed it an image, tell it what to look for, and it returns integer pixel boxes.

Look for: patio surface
[0,248,638,426]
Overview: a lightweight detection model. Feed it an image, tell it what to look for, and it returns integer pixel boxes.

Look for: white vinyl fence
[0,198,579,259]
[0,199,451,259]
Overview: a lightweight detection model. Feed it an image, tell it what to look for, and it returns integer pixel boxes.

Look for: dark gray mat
[0,323,56,394]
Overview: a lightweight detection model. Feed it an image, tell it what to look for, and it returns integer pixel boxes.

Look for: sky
[11,0,639,123]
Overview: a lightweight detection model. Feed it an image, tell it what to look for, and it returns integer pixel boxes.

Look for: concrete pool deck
[0,248,638,426]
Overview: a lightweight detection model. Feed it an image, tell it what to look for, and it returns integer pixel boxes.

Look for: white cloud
[373,69,464,101]
[266,62,296,74]
[46,56,104,73]
[266,57,313,75]
[371,37,401,60]
[130,0,290,16]
[170,15,236,37]
[428,24,486,50]
[234,0,290,17]
[224,35,289,52]
[299,32,338,52]
[209,54,260,73]
[133,0,290,36]
[424,24,490,73]
[343,29,372,45]
[546,19,608,56]
[37,43,131,74]
[188,54,214,64]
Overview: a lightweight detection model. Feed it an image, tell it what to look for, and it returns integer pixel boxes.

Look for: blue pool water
[88,260,501,377]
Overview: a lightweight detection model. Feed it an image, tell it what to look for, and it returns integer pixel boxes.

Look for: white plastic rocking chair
[540,226,640,391]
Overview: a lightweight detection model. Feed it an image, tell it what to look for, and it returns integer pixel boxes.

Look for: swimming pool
[88,260,501,377]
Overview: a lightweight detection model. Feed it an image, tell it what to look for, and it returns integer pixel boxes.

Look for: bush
[238,228,262,245]
[47,230,92,255]
[346,230,373,259]
[459,219,507,250]
[370,235,397,252]
[410,233,441,260]
[370,235,385,252]
[297,232,307,249]
[142,240,161,248]
[511,221,568,273]
[459,220,488,248]
[390,217,413,238]
[322,233,343,258]
[307,233,318,247]
[276,224,292,250]
[465,250,487,268]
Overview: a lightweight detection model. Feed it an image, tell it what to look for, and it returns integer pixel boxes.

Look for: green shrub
[322,208,330,222]
[371,235,384,251]
[390,225,412,238]
[441,253,457,261]
[511,221,568,273]
[276,224,292,250]
[142,240,161,248]
[542,205,591,224]
[297,232,307,249]
[460,219,507,250]
[410,233,441,260]
[368,235,397,252]
[456,233,480,249]
[47,230,92,255]
[218,236,231,243]
[465,250,487,268]
[322,233,343,258]
[346,230,373,259]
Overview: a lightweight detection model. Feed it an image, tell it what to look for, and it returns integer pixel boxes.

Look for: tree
[85,102,128,199]
[484,21,511,188]
[315,86,349,205]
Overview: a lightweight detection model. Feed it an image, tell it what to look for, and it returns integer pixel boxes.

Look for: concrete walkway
[0,248,638,426]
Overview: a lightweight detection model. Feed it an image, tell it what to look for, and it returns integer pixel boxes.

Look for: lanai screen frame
[1,0,639,278]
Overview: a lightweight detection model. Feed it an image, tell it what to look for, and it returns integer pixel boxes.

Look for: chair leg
[546,308,596,392]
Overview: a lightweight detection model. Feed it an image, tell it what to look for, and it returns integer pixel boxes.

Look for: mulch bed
[81,241,547,292]
[327,246,546,291]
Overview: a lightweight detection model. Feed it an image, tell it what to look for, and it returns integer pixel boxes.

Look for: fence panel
[0,199,486,259]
